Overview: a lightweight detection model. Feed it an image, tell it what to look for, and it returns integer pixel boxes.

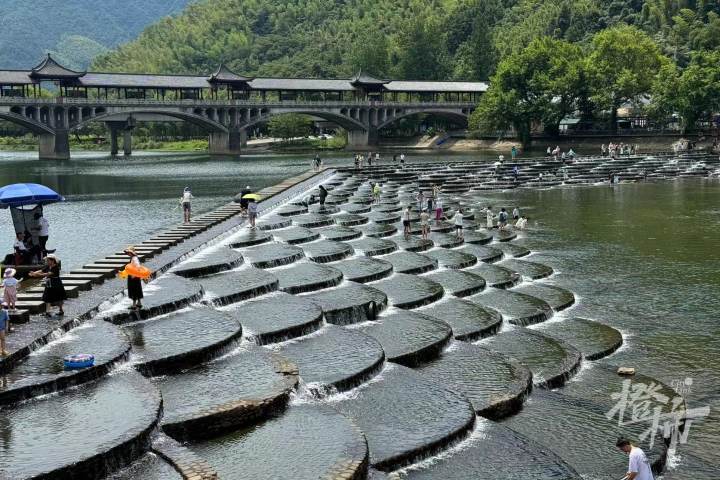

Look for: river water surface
[484,180,719,477]
[0,151,717,477]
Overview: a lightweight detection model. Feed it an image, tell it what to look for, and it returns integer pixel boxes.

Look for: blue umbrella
[0,183,65,209]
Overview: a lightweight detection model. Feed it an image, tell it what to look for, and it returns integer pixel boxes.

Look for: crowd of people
[399,184,529,240]
[4,213,51,267]
[354,152,406,169]
[601,142,639,158]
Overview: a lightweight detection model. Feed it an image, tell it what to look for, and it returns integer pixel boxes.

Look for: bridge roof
[0,64,488,93]
[81,72,208,89]
[386,81,489,93]
[29,54,85,79]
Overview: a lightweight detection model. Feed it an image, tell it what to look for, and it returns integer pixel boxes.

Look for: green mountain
[93,0,720,80]
[0,0,192,70]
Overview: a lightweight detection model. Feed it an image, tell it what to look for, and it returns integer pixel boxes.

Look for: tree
[586,24,668,132]
[469,37,584,147]
[267,114,313,142]
[391,13,450,80]
[349,27,390,77]
[650,50,720,132]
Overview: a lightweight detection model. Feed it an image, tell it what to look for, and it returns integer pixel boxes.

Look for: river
[483,180,719,477]
[0,151,717,477]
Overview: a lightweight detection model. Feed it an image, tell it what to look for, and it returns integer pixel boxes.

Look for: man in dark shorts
[498,208,509,230]
[403,206,412,237]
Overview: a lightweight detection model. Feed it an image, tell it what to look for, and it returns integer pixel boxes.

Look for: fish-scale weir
[0,159,695,479]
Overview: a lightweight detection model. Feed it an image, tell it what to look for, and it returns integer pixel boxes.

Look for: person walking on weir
[616,438,654,480]
[453,208,464,239]
[403,205,412,238]
[435,197,443,223]
[372,182,381,204]
[498,208,509,231]
[180,187,194,223]
[420,209,430,241]
[123,247,144,310]
[247,198,258,229]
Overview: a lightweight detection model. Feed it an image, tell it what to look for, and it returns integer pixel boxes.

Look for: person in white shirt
[453,209,464,238]
[515,216,528,230]
[13,232,27,253]
[616,438,654,480]
[180,187,194,223]
[485,206,494,229]
[33,213,50,257]
[248,200,258,229]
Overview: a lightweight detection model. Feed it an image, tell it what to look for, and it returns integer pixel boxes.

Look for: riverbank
[439,135,706,153]
[0,134,348,154]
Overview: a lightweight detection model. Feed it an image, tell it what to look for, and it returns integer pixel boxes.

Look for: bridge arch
[376,108,471,131]
[242,109,368,132]
[72,109,229,133]
[0,111,55,135]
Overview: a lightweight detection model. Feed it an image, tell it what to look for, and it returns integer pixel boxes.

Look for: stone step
[479,328,582,389]
[83,263,124,271]
[22,284,81,299]
[157,346,297,441]
[0,372,161,478]
[72,267,118,279]
[188,404,368,480]
[8,309,30,324]
[0,319,130,405]
[60,273,106,284]
[104,274,204,325]
[13,300,46,314]
[333,364,475,471]
[137,241,172,250]
[57,279,93,291]
[121,307,242,376]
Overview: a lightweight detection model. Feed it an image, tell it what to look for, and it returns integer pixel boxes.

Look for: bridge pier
[209,129,246,156]
[347,128,379,150]
[38,130,70,160]
[108,121,133,156]
[123,129,132,156]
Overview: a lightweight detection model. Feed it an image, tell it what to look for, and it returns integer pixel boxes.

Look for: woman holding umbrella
[29,254,66,316]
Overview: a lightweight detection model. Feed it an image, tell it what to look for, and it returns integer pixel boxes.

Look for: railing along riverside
[0,97,476,108]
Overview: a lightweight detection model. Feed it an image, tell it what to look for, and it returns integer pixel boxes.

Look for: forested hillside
[93,0,720,79]
[0,0,191,70]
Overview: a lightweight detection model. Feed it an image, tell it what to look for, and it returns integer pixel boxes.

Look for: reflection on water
[484,178,720,473]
